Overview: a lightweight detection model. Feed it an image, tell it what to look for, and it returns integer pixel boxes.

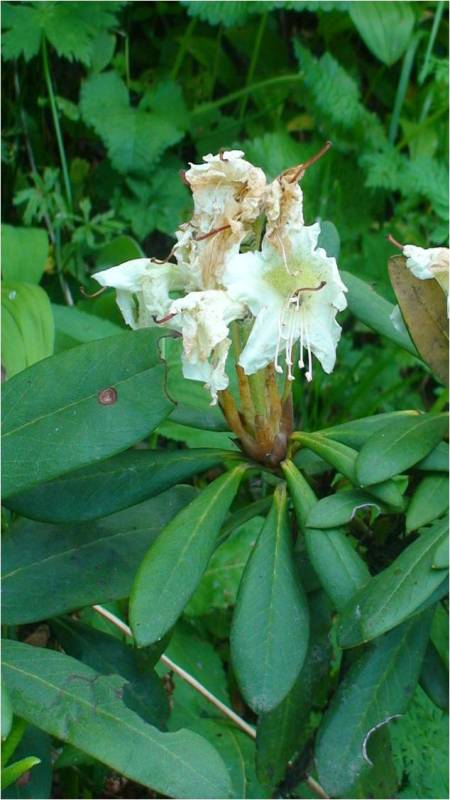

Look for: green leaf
[50,618,169,728]
[186,517,263,616]
[6,448,233,523]
[338,517,449,647]
[281,458,319,533]
[388,255,449,385]
[350,2,415,66]
[2,758,41,791]
[306,489,383,529]
[95,234,144,269]
[256,592,332,790]
[2,487,194,625]
[2,725,52,800]
[230,485,309,713]
[406,474,449,533]
[2,329,173,498]
[1,225,48,284]
[2,641,233,799]
[1,4,42,61]
[130,466,247,646]
[293,432,406,509]
[341,270,418,356]
[1,685,13,742]
[419,642,449,712]
[2,283,54,380]
[80,72,183,176]
[316,613,431,798]
[432,536,449,570]
[318,410,420,449]
[356,414,448,486]
[416,441,449,472]
[52,304,122,351]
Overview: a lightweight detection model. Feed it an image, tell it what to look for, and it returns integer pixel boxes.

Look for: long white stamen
[275,298,289,373]
[298,311,305,369]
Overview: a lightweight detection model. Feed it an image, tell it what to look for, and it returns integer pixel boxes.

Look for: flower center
[274,281,326,382]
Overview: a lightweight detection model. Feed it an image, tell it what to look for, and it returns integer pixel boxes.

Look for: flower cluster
[94,148,347,404]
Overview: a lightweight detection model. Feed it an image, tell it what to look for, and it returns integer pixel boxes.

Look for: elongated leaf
[1,684,12,742]
[356,414,448,486]
[2,330,173,498]
[342,270,417,356]
[2,282,54,379]
[52,304,122,351]
[416,441,449,472]
[316,613,432,798]
[2,487,194,625]
[2,758,41,791]
[1,225,48,284]
[350,2,414,66]
[293,432,406,509]
[2,725,52,800]
[6,448,235,523]
[406,474,449,533]
[433,536,449,569]
[2,641,233,799]
[256,592,332,789]
[388,255,449,384]
[338,517,449,647]
[231,485,309,713]
[318,410,419,449]
[51,618,169,728]
[307,490,383,529]
[130,466,247,646]
[281,459,317,533]
[419,642,449,711]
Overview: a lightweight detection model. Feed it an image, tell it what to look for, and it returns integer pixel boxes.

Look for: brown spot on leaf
[98,387,118,405]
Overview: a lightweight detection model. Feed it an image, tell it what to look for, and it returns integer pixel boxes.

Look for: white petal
[93,259,152,291]
[403,245,435,280]
[303,303,342,374]
[238,305,283,374]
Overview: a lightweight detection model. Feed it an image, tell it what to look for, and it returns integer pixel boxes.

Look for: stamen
[153,311,177,324]
[286,141,332,184]
[304,316,313,382]
[386,233,404,251]
[80,285,107,299]
[194,224,231,242]
[293,280,326,295]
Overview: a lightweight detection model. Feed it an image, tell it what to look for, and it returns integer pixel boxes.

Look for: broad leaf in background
[231,485,309,713]
[130,466,247,646]
[356,413,448,485]
[52,304,122,351]
[318,410,419,449]
[1,225,48,283]
[6,447,233,523]
[338,516,449,647]
[349,2,415,66]
[50,618,169,728]
[2,641,233,799]
[316,612,432,799]
[388,255,449,385]
[2,282,54,379]
[306,489,383,529]
[2,329,173,497]
[2,487,194,624]
[2,725,52,800]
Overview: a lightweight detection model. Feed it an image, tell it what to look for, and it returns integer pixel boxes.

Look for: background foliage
[2,2,449,799]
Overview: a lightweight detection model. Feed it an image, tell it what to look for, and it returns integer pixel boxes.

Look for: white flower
[223,222,347,380]
[93,258,189,329]
[168,290,246,403]
[403,245,449,312]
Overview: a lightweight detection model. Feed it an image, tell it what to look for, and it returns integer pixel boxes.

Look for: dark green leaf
[419,642,449,711]
[342,271,417,355]
[305,528,370,612]
[2,641,233,799]
[350,2,415,66]
[2,487,194,625]
[432,536,449,570]
[231,485,309,713]
[406,474,449,533]
[130,466,247,646]
[2,758,41,791]
[416,441,449,472]
[2,329,173,498]
[306,489,384,529]
[2,726,52,800]
[1,685,12,742]
[356,414,448,486]
[52,304,122,351]
[51,618,169,728]
[318,410,420,449]
[6,448,234,523]
[316,613,431,798]
[338,517,449,647]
